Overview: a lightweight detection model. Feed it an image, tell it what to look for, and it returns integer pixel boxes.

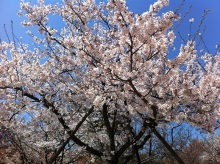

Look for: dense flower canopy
[0,0,219,163]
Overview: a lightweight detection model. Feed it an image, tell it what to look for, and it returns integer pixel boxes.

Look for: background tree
[0,0,219,163]
[200,134,220,164]
[0,125,22,163]
[139,123,207,164]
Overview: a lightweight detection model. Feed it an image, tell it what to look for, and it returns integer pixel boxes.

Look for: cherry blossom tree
[0,0,219,163]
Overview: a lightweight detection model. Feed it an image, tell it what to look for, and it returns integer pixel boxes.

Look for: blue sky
[0,0,219,55]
